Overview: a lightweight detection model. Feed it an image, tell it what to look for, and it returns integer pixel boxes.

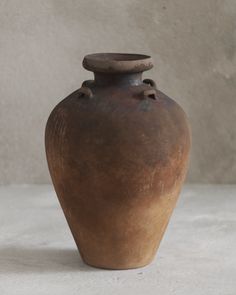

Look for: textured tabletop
[0,185,235,295]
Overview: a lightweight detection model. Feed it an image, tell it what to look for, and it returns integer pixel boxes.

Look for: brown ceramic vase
[45,53,191,269]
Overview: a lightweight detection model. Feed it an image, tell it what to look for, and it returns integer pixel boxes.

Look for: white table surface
[0,185,235,295]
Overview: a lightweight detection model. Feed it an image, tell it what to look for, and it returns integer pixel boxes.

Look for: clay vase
[45,53,191,269]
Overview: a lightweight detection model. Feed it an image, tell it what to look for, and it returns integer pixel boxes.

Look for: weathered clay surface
[45,53,191,269]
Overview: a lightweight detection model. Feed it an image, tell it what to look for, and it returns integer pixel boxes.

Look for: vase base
[81,256,155,270]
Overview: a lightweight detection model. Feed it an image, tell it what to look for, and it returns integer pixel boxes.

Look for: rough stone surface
[0,185,235,294]
[0,1,236,184]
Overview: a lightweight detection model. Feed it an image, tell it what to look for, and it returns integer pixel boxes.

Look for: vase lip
[83,53,153,73]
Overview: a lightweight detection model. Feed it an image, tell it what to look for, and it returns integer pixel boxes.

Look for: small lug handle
[82,80,94,87]
[143,79,157,88]
[143,89,158,100]
[77,86,93,99]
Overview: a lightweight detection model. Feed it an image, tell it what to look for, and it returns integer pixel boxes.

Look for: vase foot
[81,256,155,270]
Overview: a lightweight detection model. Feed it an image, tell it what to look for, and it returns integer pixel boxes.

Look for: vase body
[45,53,191,269]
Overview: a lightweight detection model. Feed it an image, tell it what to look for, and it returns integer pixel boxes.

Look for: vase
[45,53,191,269]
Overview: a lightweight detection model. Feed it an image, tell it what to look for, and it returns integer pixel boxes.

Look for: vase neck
[93,72,143,87]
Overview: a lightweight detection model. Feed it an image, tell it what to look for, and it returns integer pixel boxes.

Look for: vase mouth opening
[83,53,153,74]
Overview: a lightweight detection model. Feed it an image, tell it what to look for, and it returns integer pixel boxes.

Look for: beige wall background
[0,0,235,184]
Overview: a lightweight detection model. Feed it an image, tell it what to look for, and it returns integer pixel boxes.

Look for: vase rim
[83,53,153,73]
